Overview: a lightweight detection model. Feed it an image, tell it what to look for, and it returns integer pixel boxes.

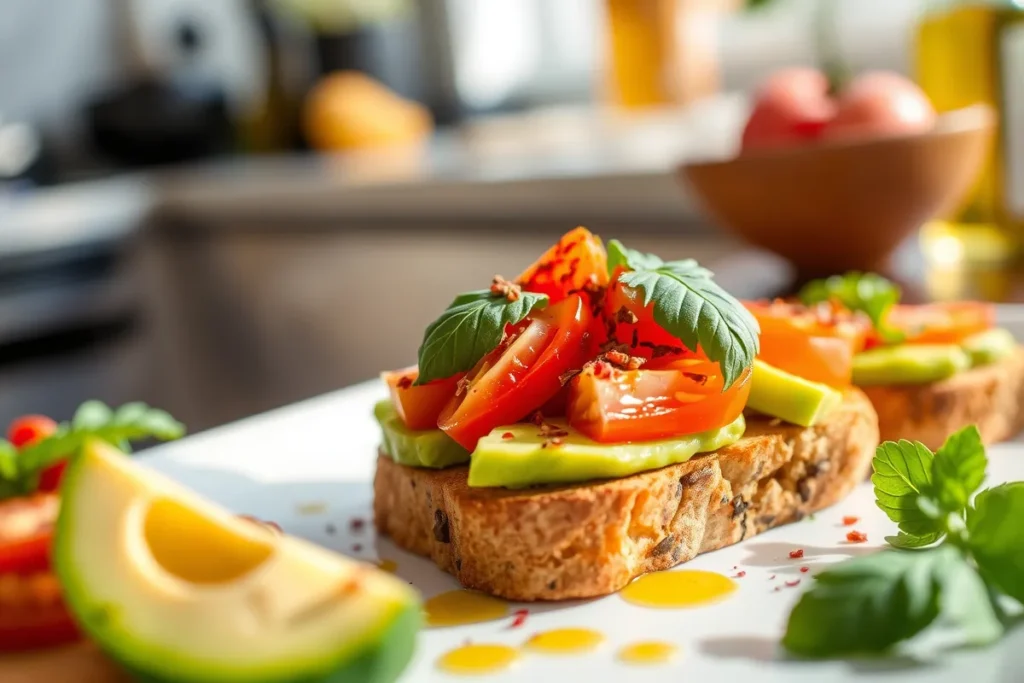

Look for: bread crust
[373,389,878,601]
[860,347,1024,450]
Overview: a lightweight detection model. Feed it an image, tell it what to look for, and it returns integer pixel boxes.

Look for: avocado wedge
[375,400,469,468]
[747,360,843,427]
[853,345,971,386]
[55,440,420,683]
[961,328,1017,367]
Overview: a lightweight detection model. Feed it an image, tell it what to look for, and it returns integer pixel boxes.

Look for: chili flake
[528,411,545,426]
[490,275,522,302]
[509,609,529,629]
[350,518,366,533]
[538,423,569,439]
[604,349,645,370]
[352,544,363,553]
[846,530,868,543]
[842,516,860,526]
[788,549,804,559]
[615,306,638,325]
[455,376,471,397]
[785,579,801,588]
[734,570,747,578]
[396,375,413,389]
[799,566,809,573]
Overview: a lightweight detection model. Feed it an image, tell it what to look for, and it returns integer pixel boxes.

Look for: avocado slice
[962,328,1018,367]
[374,400,469,468]
[468,416,745,489]
[55,440,420,683]
[853,344,971,386]
[747,360,842,428]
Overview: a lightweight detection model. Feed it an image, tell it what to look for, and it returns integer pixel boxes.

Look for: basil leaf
[799,272,904,343]
[940,553,1004,647]
[782,547,953,657]
[605,239,665,275]
[416,291,548,385]
[968,483,1024,604]
[615,257,759,389]
[73,400,114,430]
[872,440,945,545]
[0,441,18,481]
[931,425,986,514]
[887,530,944,550]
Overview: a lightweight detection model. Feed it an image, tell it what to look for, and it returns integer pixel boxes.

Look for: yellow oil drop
[618,641,679,665]
[438,644,519,675]
[425,590,509,627]
[525,628,605,654]
[621,570,736,608]
[377,559,398,573]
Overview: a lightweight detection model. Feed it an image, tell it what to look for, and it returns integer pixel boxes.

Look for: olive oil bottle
[915,0,1024,259]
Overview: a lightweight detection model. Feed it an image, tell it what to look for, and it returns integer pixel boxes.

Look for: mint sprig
[799,272,904,343]
[605,240,759,389]
[783,425,1020,658]
[0,401,185,499]
[416,289,548,385]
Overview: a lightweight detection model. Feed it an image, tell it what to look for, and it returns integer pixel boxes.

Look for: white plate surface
[138,305,1024,683]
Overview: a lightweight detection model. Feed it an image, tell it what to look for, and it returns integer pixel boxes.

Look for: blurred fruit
[303,70,432,151]
[740,68,836,152]
[822,71,936,141]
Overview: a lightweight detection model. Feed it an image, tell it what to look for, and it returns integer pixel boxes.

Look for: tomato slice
[382,367,462,431]
[743,300,871,387]
[0,494,58,575]
[7,415,58,448]
[439,294,593,450]
[0,603,80,652]
[568,359,751,443]
[600,268,703,361]
[884,302,994,345]
[516,227,609,303]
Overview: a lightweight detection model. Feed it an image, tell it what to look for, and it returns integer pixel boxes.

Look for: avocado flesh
[468,416,745,489]
[962,328,1017,367]
[747,360,842,428]
[853,345,971,386]
[374,400,469,468]
[55,440,420,683]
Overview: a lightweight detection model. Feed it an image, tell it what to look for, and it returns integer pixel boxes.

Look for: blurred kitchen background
[1,0,1021,431]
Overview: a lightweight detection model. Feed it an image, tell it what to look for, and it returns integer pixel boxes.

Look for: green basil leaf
[968,483,1024,604]
[940,553,1004,647]
[416,291,549,385]
[605,239,664,275]
[73,400,114,430]
[872,440,945,544]
[799,272,904,343]
[0,441,18,482]
[782,547,954,657]
[931,425,986,514]
[886,530,944,550]
[616,258,759,389]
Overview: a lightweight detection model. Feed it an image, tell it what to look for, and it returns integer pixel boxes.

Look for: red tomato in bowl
[822,71,936,141]
[568,358,751,444]
[516,227,609,304]
[439,294,593,450]
[741,68,836,152]
[382,367,462,430]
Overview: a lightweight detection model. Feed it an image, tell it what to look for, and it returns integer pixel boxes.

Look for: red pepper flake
[768,574,776,580]
[846,530,868,543]
[509,609,529,629]
[490,275,522,302]
[349,518,366,533]
[785,579,802,588]
[734,570,746,578]
[788,549,804,559]
[502,432,515,440]
[396,375,413,389]
[773,586,782,592]
[352,543,363,553]
[842,516,860,526]
[799,566,809,573]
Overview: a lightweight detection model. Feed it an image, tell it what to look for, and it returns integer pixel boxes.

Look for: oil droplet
[438,644,519,675]
[618,641,679,665]
[621,570,736,608]
[425,590,509,627]
[377,559,398,573]
[525,628,605,654]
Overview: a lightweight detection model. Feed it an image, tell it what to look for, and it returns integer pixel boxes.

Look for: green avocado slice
[55,439,420,683]
[853,344,971,386]
[961,328,1017,367]
[746,360,842,428]
[374,400,469,468]
[468,416,745,489]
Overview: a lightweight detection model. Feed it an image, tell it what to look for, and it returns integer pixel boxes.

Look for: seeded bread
[859,347,1024,451]
[373,389,878,601]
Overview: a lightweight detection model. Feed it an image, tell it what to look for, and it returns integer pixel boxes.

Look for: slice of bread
[373,390,878,601]
[860,347,1024,451]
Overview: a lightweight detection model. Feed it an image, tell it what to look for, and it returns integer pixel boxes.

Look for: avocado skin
[747,360,842,427]
[853,345,971,386]
[374,400,469,468]
[962,328,1017,367]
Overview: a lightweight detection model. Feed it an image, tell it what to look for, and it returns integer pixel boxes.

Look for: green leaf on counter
[799,272,904,343]
[968,483,1024,604]
[931,425,987,514]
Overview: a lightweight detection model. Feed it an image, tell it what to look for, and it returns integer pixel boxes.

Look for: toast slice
[373,389,878,601]
[860,347,1024,451]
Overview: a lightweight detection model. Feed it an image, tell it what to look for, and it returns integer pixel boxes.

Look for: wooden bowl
[679,105,996,276]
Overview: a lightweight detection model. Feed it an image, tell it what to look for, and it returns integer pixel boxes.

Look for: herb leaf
[940,554,1005,647]
[416,290,548,385]
[872,440,945,544]
[968,483,1024,604]
[609,241,759,389]
[931,425,987,514]
[799,272,903,343]
[783,547,954,657]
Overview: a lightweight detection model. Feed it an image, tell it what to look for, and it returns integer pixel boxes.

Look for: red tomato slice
[568,359,751,443]
[884,302,994,345]
[516,227,609,304]
[743,300,871,387]
[439,294,593,450]
[382,367,463,431]
[0,494,58,575]
[601,268,703,362]
[0,603,80,652]
[7,415,58,448]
